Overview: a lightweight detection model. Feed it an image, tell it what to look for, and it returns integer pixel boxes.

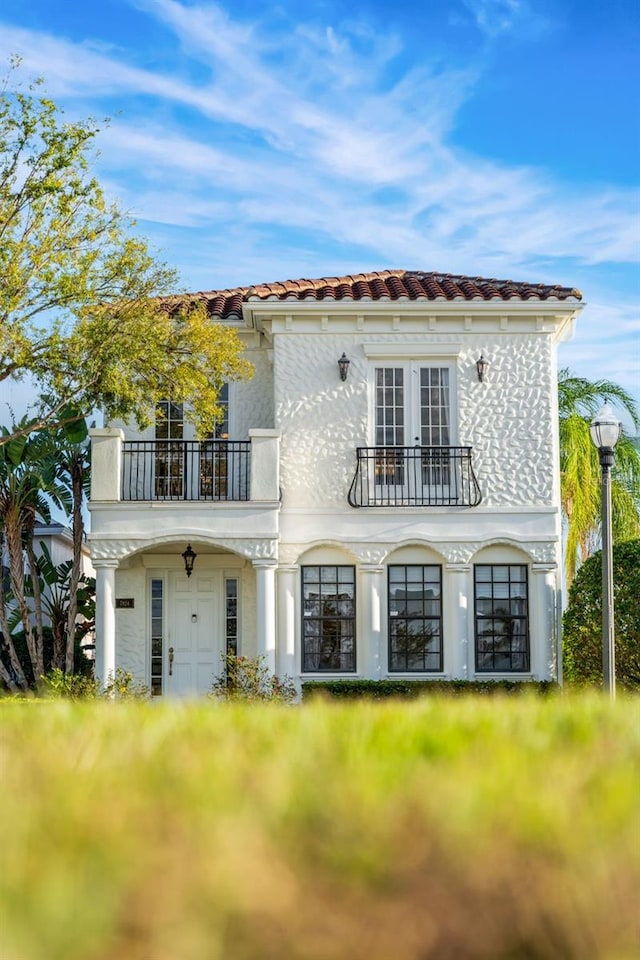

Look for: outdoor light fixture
[476,355,489,382]
[590,403,622,700]
[181,543,197,578]
[590,403,622,454]
[338,353,350,381]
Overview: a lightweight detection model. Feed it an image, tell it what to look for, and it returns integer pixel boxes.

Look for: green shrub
[103,667,150,700]
[302,678,556,700]
[563,538,640,689]
[42,668,99,700]
[210,653,297,703]
[40,667,149,700]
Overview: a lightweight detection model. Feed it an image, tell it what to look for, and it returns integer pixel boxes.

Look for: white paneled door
[167,572,219,697]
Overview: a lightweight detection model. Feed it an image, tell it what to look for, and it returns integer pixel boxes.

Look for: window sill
[472,673,534,679]
[384,673,449,679]
[301,673,361,679]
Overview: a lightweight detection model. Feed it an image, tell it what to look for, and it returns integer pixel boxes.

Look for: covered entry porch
[91,537,278,697]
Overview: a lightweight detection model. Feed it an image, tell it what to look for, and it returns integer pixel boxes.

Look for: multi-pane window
[302,566,356,672]
[214,383,229,439]
[155,401,184,498]
[201,385,230,498]
[155,390,231,499]
[375,368,405,485]
[388,565,443,672]
[150,578,164,696]
[225,577,238,656]
[419,368,450,446]
[474,565,530,672]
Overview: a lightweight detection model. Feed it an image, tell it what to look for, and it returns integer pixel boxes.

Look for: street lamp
[589,403,622,700]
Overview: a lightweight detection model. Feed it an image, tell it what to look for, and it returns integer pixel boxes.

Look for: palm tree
[559,369,640,585]
[51,423,91,673]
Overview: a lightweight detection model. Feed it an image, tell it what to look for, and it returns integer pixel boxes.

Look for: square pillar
[89,428,124,501]
[360,564,384,679]
[248,429,280,502]
[446,564,471,679]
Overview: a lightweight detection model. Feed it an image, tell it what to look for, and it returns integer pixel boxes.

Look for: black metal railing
[347,446,482,508]
[122,440,251,501]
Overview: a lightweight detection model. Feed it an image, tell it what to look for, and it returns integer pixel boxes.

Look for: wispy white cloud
[0,0,637,397]
[459,0,551,38]
[0,3,636,273]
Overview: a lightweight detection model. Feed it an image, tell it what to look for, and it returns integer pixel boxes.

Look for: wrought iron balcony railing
[347,446,482,508]
[122,440,251,501]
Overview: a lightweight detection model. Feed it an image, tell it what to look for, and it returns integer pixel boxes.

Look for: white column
[254,560,277,673]
[532,564,558,680]
[446,564,470,679]
[360,564,384,679]
[94,561,118,688]
[277,565,298,679]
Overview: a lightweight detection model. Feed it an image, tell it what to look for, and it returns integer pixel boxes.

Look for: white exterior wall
[89,298,580,690]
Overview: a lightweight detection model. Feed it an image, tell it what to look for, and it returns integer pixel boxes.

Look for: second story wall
[270,326,559,512]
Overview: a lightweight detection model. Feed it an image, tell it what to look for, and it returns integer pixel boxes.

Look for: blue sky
[0,0,638,410]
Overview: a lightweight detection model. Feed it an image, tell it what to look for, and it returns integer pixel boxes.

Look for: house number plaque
[115,598,135,609]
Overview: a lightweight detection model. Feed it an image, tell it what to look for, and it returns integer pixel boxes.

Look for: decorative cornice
[90,536,278,562]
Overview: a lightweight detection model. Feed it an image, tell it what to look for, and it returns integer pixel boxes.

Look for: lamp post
[589,403,622,700]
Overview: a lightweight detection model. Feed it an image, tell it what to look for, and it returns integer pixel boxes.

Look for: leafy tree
[0,63,251,444]
[563,539,640,690]
[558,369,640,585]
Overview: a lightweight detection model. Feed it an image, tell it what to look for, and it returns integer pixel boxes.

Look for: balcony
[121,440,250,501]
[348,446,482,508]
[90,428,280,505]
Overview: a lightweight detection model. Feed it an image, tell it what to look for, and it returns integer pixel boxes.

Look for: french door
[154,390,231,499]
[373,364,453,502]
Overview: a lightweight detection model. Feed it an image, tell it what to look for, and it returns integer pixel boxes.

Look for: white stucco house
[88,269,583,697]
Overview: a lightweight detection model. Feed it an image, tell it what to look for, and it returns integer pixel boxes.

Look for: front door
[167,571,220,697]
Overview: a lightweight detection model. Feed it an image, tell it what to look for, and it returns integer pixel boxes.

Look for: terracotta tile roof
[167,270,582,319]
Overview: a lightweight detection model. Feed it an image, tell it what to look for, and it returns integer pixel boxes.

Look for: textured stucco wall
[273,332,556,510]
[233,347,274,437]
[114,560,148,681]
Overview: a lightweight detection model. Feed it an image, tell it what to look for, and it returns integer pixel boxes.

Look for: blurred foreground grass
[1,695,638,960]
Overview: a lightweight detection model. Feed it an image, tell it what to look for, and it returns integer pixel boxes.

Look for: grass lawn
[1,694,638,960]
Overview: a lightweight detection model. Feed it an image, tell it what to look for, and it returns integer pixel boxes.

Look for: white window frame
[367,359,458,448]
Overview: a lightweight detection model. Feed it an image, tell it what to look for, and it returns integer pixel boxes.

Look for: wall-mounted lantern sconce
[191,613,198,623]
[338,353,350,381]
[182,543,197,578]
[476,355,489,382]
